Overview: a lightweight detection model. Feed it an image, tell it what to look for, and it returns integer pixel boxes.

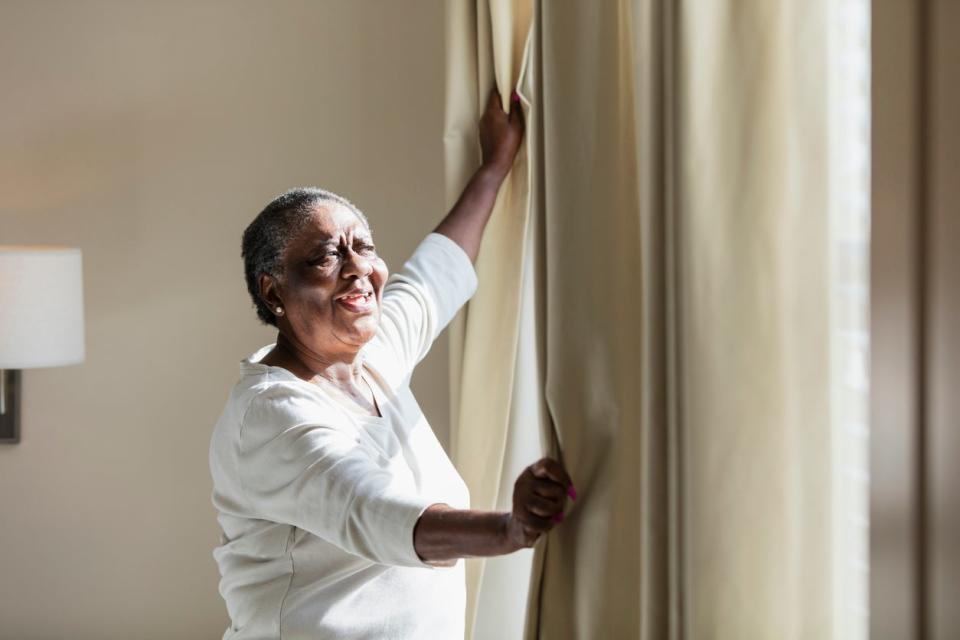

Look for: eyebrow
[311,234,373,251]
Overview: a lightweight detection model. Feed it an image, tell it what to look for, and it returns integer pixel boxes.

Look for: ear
[259,273,283,316]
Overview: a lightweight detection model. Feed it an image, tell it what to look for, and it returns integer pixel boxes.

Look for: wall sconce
[0,247,85,444]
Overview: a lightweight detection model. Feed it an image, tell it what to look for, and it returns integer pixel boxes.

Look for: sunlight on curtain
[443,2,539,638]
[827,1,870,638]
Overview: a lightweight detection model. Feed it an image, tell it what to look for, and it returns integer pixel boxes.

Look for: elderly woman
[209,89,574,640]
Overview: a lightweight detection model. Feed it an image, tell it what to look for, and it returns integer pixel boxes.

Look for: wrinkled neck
[271,331,365,386]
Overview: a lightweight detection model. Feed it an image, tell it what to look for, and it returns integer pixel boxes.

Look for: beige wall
[0,2,448,637]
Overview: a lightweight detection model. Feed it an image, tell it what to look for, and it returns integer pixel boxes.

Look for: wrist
[477,161,511,185]
[497,511,523,554]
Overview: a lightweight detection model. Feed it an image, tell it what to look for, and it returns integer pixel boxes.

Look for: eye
[311,251,340,266]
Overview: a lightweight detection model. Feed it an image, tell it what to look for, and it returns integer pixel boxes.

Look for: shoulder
[361,335,407,388]
[238,378,351,451]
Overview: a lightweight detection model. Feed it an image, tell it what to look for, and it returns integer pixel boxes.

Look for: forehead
[302,203,369,240]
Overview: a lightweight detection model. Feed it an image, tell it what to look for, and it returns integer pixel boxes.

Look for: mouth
[335,290,375,313]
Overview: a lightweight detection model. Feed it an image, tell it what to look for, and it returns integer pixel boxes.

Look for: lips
[336,289,375,313]
[336,288,372,300]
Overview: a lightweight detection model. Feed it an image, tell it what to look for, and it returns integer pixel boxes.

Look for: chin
[346,316,380,345]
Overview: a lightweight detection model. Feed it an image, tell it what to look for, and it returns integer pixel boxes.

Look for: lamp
[0,246,85,443]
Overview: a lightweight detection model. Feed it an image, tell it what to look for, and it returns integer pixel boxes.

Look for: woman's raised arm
[433,88,525,263]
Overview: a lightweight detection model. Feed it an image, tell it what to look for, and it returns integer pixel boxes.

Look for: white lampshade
[0,246,85,369]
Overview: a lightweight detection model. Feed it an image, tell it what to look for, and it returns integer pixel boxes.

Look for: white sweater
[209,233,477,639]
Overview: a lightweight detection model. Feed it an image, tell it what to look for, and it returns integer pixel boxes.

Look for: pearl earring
[275,306,284,315]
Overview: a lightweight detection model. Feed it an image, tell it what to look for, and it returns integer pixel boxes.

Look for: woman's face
[270,203,387,359]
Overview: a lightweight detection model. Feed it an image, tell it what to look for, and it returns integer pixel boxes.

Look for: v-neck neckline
[358,365,385,421]
[247,344,388,421]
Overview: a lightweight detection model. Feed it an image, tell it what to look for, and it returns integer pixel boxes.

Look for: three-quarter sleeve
[375,233,478,379]
[237,383,436,568]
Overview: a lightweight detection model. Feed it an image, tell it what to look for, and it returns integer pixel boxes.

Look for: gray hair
[241,187,370,327]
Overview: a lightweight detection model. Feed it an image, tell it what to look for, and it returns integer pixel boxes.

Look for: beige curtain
[446,1,852,638]
[677,3,834,636]
[443,1,540,637]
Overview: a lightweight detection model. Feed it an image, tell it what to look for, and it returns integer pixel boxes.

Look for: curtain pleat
[443,2,537,637]
[528,1,678,637]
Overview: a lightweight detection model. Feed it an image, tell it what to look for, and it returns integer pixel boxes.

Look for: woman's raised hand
[430,86,525,263]
[505,457,575,549]
[478,87,525,180]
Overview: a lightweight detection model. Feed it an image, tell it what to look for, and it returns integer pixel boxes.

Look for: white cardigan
[209,233,477,639]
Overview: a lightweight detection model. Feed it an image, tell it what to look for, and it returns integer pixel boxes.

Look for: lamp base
[0,369,21,444]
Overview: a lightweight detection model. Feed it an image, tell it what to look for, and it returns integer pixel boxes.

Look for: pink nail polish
[568,486,577,501]
[553,513,565,523]
[510,90,520,103]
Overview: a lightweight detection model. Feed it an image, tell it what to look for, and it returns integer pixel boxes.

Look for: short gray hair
[241,187,370,326]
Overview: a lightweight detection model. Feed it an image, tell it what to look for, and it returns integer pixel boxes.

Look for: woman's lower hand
[412,459,574,562]
[504,457,575,550]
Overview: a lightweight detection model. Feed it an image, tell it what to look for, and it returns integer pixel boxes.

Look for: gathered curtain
[443,1,541,638]
[444,1,867,638]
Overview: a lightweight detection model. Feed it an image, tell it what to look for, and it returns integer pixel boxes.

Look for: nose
[341,247,374,279]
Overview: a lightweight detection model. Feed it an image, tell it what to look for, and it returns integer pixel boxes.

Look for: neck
[272,331,364,387]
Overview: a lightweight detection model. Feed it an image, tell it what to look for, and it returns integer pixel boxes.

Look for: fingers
[531,480,565,501]
[509,457,576,548]
[515,508,555,546]
[516,475,565,511]
[523,494,560,518]
[529,457,574,491]
[507,493,555,547]
[487,86,503,113]
[518,508,554,530]
[487,86,525,118]
[509,91,524,126]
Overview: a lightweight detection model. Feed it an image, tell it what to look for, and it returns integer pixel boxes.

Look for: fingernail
[568,486,578,501]
[510,90,520,103]
[553,512,565,523]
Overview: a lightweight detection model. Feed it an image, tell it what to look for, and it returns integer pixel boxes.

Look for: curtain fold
[443,2,538,637]
[529,1,678,636]
[447,1,854,638]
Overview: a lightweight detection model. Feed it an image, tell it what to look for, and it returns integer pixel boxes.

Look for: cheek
[285,274,337,313]
[373,260,389,290]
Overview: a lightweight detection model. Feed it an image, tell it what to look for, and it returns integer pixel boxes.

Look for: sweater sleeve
[237,383,437,568]
[375,233,478,379]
